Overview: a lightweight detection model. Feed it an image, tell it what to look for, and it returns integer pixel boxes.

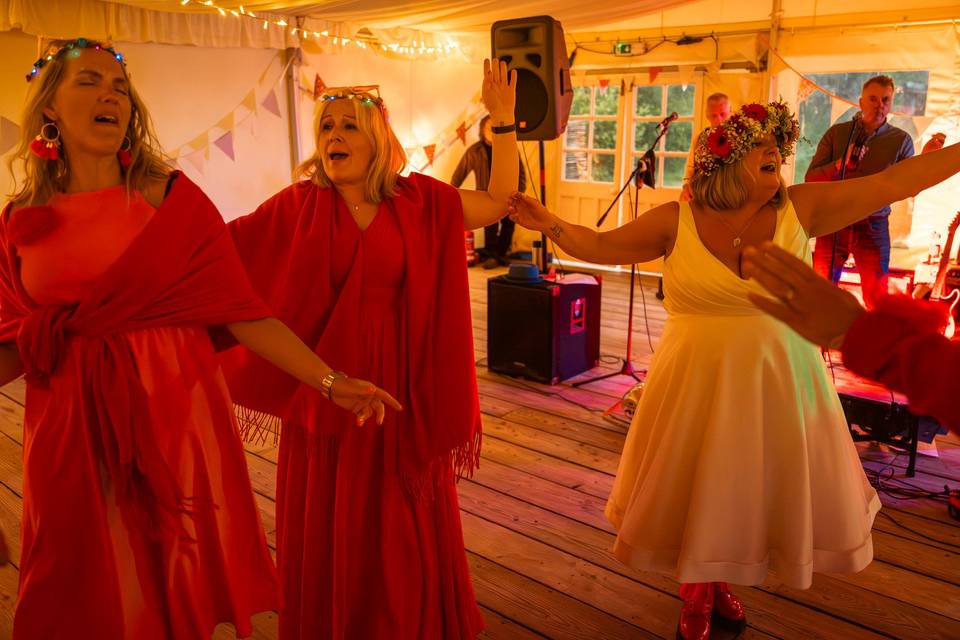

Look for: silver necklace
[714,208,764,248]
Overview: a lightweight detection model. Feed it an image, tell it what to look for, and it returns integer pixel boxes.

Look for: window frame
[561,84,622,184]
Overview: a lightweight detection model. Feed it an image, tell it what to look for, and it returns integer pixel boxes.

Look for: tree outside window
[562,85,620,184]
[632,84,696,188]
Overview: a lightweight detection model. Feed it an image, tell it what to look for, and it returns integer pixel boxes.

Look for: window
[562,85,620,183]
[793,70,930,183]
[632,84,696,188]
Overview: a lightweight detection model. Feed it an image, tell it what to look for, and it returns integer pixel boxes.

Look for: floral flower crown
[26,38,125,83]
[693,101,799,177]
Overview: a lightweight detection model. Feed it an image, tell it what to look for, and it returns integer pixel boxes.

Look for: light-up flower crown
[693,101,799,177]
[319,85,389,121]
[26,38,126,83]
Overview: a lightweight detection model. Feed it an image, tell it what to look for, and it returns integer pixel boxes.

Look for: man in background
[681,92,731,201]
[452,114,527,269]
[805,75,943,306]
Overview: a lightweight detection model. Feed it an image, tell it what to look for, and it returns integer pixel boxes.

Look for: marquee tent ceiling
[103,0,960,35]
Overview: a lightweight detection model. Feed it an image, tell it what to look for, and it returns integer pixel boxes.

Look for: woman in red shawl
[0,39,399,639]
[223,60,519,638]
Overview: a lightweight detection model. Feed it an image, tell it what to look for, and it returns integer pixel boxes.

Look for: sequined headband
[693,102,799,177]
[26,38,126,83]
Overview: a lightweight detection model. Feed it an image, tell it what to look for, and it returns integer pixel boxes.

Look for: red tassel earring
[30,122,61,161]
[118,136,132,168]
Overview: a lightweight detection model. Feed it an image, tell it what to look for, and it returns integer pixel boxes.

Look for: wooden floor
[0,267,959,639]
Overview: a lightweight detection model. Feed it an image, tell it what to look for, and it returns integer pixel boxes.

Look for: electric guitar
[931,212,960,338]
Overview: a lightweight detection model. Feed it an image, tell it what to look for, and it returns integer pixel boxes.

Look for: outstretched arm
[460,58,519,230]
[227,318,401,425]
[790,142,960,238]
[507,192,675,265]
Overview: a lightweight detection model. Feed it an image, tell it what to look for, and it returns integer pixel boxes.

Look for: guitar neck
[932,214,960,299]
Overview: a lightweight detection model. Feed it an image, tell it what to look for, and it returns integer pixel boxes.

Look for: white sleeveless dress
[605,199,880,589]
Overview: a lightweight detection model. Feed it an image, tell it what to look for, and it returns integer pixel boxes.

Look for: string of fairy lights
[178,0,463,58]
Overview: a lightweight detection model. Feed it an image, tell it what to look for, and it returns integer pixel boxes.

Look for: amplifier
[487,274,601,384]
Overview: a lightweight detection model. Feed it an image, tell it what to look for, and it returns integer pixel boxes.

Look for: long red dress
[224,175,484,639]
[2,184,279,638]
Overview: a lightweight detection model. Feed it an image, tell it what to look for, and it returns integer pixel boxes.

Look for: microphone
[847,111,868,170]
[659,112,679,128]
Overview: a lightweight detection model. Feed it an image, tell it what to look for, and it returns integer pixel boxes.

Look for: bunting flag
[187,131,210,153]
[214,130,236,160]
[216,112,236,132]
[313,73,327,100]
[181,146,209,176]
[241,89,258,115]
[423,143,436,166]
[648,66,662,84]
[598,78,610,91]
[456,122,467,145]
[261,89,282,117]
[797,77,817,104]
[0,116,20,155]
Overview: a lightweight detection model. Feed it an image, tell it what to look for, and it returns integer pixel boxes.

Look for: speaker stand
[538,139,549,272]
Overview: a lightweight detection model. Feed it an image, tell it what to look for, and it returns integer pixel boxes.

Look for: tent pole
[764,0,783,101]
[282,46,303,181]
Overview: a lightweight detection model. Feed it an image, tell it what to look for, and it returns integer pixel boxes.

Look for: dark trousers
[481,218,515,259]
[813,216,890,308]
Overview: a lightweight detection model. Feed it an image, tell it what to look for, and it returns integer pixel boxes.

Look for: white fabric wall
[0,32,294,220]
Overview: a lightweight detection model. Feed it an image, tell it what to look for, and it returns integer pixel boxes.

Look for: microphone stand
[573,119,672,388]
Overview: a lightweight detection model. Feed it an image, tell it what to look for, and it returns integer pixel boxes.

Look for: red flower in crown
[707,127,733,158]
[741,103,768,122]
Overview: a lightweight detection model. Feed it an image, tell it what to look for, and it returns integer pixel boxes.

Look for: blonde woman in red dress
[0,38,399,639]
[223,61,519,639]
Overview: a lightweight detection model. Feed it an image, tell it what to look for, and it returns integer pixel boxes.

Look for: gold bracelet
[319,370,346,400]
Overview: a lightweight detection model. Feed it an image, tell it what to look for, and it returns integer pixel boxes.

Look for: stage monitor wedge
[491,15,573,141]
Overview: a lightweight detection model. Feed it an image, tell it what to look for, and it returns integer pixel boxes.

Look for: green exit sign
[614,42,632,55]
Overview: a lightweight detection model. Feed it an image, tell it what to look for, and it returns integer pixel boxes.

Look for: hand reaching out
[507,192,554,233]
[742,242,865,349]
[329,376,403,427]
[482,58,517,125]
[922,132,947,154]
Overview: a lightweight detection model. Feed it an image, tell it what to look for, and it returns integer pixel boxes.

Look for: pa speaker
[487,274,601,384]
[491,15,573,141]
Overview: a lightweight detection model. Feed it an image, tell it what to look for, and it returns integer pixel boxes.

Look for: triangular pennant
[214,130,235,160]
[797,77,818,104]
[182,147,207,175]
[648,66,662,84]
[262,89,282,118]
[241,90,258,114]
[0,116,20,155]
[313,73,326,100]
[423,143,436,166]
[598,78,610,91]
[456,122,467,145]
[216,112,235,133]
[188,131,210,153]
[830,96,853,123]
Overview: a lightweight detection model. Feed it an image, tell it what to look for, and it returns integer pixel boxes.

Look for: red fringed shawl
[222,173,482,489]
[0,172,270,538]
